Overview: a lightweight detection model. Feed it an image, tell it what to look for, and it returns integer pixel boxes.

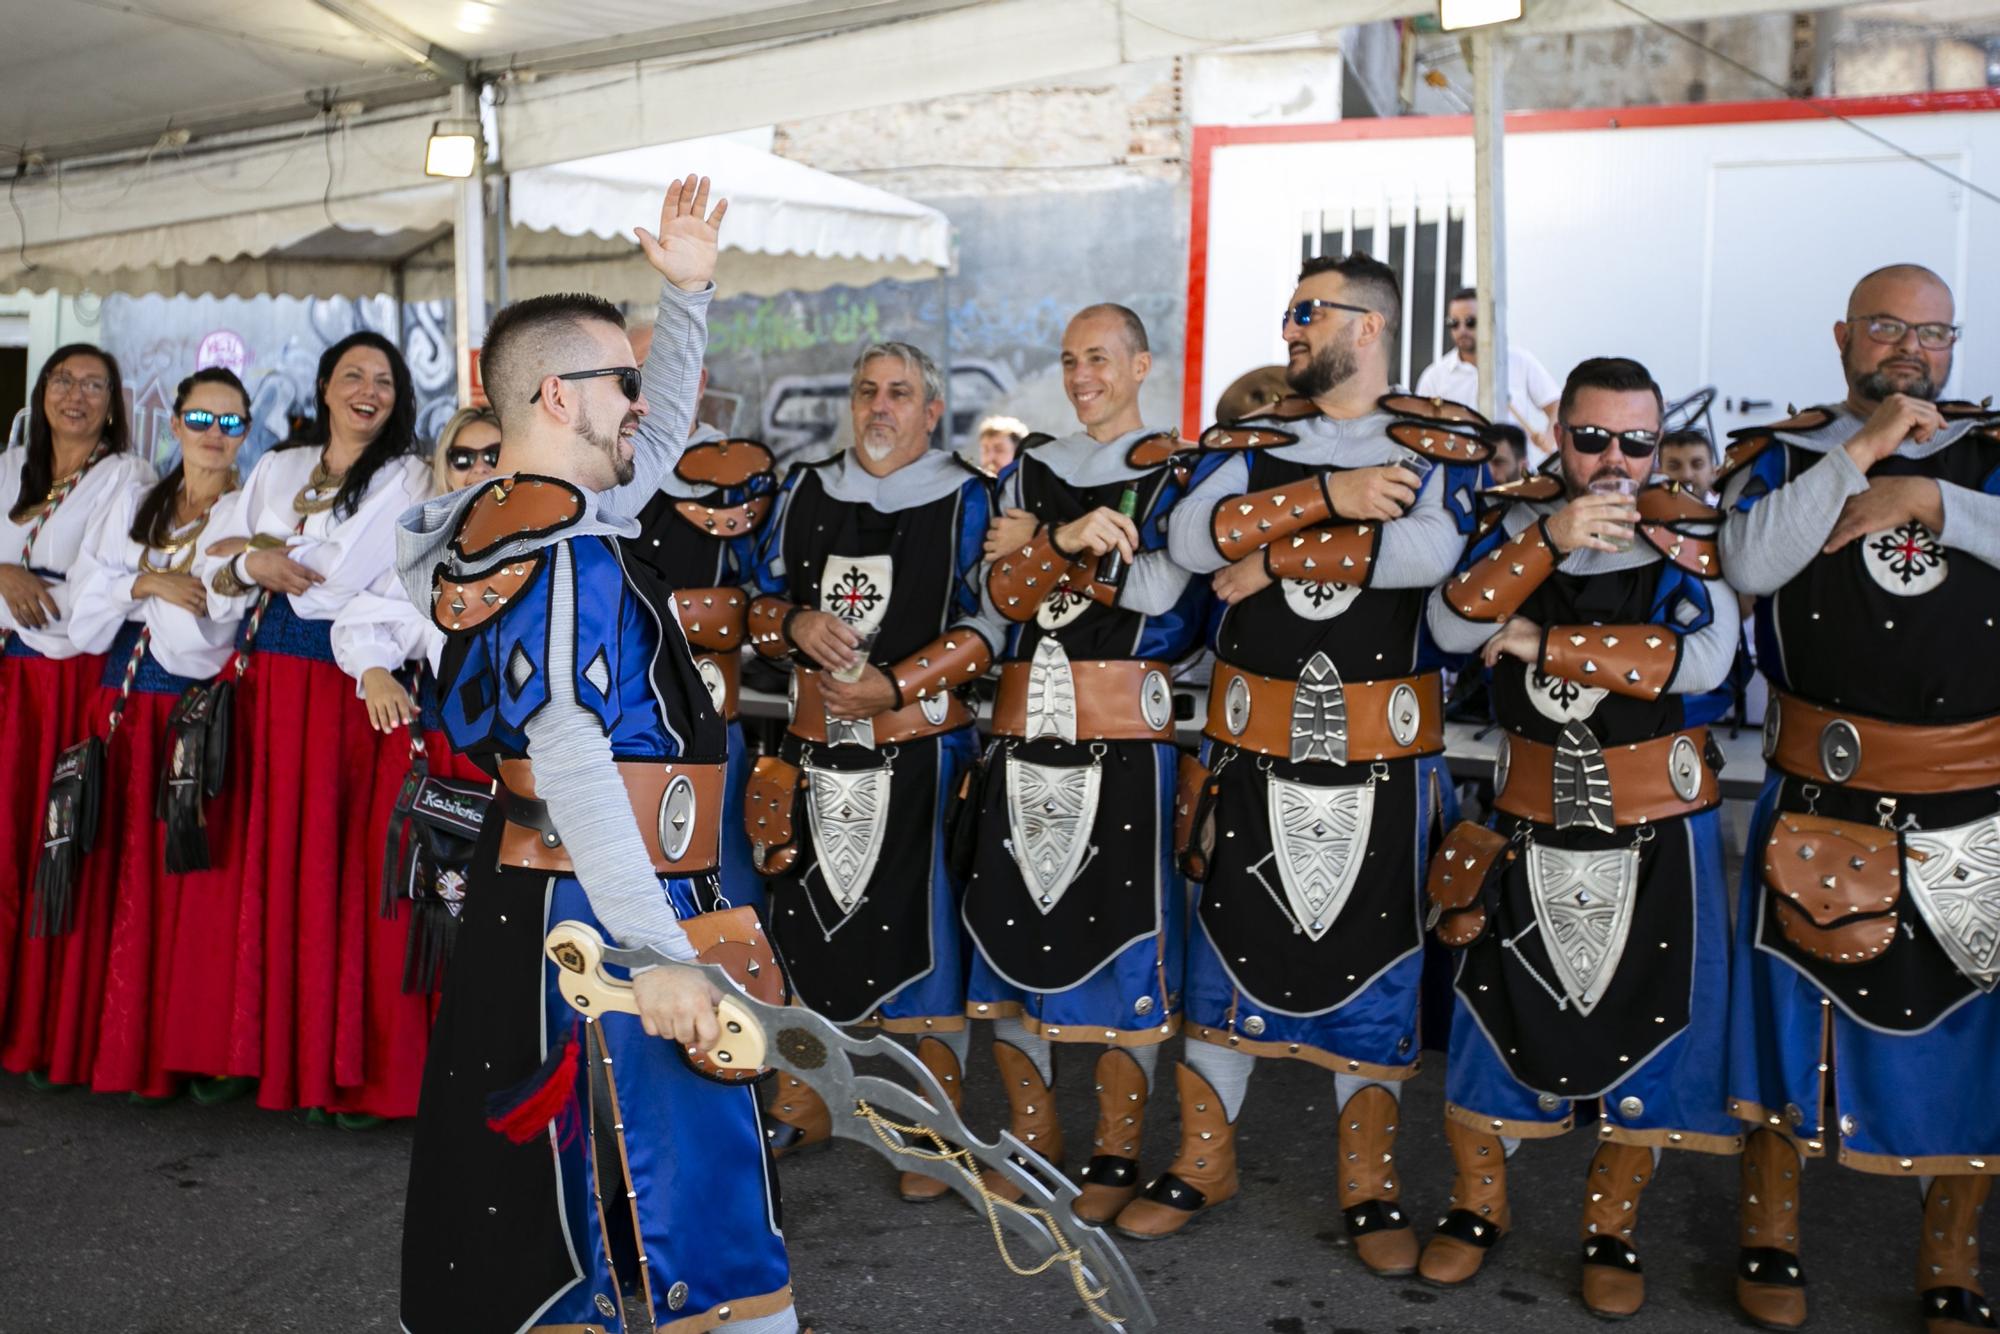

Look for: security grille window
[1300,197,1469,390]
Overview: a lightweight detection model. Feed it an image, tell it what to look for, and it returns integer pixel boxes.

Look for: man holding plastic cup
[1416,356,1741,1319]
[741,341,1004,1201]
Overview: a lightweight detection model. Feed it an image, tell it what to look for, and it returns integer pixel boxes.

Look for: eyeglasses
[1446,317,1477,331]
[1566,424,1661,459]
[179,409,249,438]
[1854,314,1961,351]
[530,366,641,405]
[446,443,502,472]
[1281,299,1370,334]
[49,372,110,399]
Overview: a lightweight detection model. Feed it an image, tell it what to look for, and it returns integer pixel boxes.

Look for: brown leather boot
[1418,1119,1511,1286]
[1579,1140,1655,1319]
[1735,1128,1807,1330]
[1075,1048,1148,1225]
[899,1036,966,1203]
[982,1040,1066,1204]
[765,1074,832,1159]
[1919,1175,1996,1334]
[1112,1062,1239,1240]
[1336,1084,1418,1277]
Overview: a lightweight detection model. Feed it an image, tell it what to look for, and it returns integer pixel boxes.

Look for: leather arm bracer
[672,587,748,651]
[746,595,796,661]
[1539,624,1684,701]
[1445,518,1557,622]
[888,630,993,708]
[1262,522,1380,585]
[1210,478,1333,562]
[987,525,1091,621]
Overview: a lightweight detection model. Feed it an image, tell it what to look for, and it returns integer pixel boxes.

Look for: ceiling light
[425,119,480,179]
[1438,0,1522,30]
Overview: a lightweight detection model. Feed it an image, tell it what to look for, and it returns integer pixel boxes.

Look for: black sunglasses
[530,366,641,405]
[180,408,249,438]
[1446,317,1477,331]
[1281,299,1370,334]
[1566,424,1661,459]
[446,443,502,472]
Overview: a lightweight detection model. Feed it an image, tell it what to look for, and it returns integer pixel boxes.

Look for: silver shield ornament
[1526,840,1641,1017]
[1024,636,1078,744]
[1290,651,1349,765]
[1005,755,1102,914]
[1264,775,1374,941]
[804,762,891,914]
[1551,720,1615,833]
[1903,814,2000,991]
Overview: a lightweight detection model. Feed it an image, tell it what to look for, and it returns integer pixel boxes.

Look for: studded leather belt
[496,757,724,875]
[787,666,973,746]
[1767,691,2000,795]
[1493,726,1719,828]
[1203,664,1444,762]
[991,658,1177,742]
[692,649,741,721]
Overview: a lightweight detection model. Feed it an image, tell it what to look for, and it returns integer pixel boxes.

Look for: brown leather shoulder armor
[1936,398,1996,421]
[1124,430,1189,469]
[1197,422,1299,452]
[1387,419,1493,464]
[1638,480,1721,525]
[451,475,584,564]
[672,494,773,541]
[1378,392,1491,430]
[675,437,774,488]
[433,552,547,634]
[1480,475,1564,505]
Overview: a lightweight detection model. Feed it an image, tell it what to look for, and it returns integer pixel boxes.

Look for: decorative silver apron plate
[1903,813,2000,991]
[1264,774,1374,941]
[804,762,892,914]
[1024,637,1079,744]
[1526,840,1641,1017]
[1004,754,1102,915]
[1552,719,1615,833]
[1290,651,1349,765]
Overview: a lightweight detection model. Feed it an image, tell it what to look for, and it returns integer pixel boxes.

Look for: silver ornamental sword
[543,920,1158,1333]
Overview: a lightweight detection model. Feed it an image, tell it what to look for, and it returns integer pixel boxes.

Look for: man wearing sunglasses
[1130,255,1467,1272]
[1420,356,1741,1318]
[1414,287,1563,466]
[394,175,800,1334]
[1720,264,2000,1334]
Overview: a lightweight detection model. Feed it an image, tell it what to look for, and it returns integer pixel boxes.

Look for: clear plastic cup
[829,626,878,683]
[1587,475,1640,552]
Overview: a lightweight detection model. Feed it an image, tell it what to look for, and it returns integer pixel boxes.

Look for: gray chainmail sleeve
[1718,445,1867,596]
[1938,480,2000,569]
[1372,466,1467,589]
[1165,453,1248,575]
[520,542,696,965]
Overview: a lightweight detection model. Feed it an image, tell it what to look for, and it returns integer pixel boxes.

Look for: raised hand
[633,173,730,293]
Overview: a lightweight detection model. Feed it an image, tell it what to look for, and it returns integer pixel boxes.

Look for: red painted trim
[1180,89,2000,433]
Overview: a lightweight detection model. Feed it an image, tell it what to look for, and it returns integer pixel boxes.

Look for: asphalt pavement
[0,1028,1964,1334]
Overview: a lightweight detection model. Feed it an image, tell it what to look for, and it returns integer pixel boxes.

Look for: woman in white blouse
[192,331,431,1123]
[52,369,248,1099]
[0,344,154,1082]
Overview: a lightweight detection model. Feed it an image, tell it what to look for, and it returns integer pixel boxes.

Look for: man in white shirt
[1413,287,1561,465]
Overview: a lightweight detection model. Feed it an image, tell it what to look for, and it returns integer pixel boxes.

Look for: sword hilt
[544,920,769,1074]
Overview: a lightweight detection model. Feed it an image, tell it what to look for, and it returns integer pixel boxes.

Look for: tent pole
[452,82,488,408]
[937,229,956,453]
[1469,28,1509,426]
[491,173,510,309]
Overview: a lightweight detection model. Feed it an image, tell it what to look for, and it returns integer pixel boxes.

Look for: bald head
[1836,264,1958,408]
[1847,264,1953,321]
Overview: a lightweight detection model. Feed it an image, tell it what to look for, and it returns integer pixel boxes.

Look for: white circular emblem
[1386,682,1421,747]
[1667,735,1702,801]
[1224,675,1251,736]
[1036,582,1094,630]
[1141,670,1172,732]
[920,692,950,726]
[1493,736,1511,796]
[658,773,698,861]
[1280,578,1361,622]
[1862,520,1947,596]
[696,656,728,716]
[1526,669,1609,724]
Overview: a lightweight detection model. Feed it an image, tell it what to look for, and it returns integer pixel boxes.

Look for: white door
[1702,154,1969,435]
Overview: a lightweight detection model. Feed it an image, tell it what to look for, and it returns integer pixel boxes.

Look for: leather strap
[992,659,1176,742]
[692,649,741,720]
[1768,691,2000,795]
[1493,727,1720,826]
[496,757,724,875]
[1203,664,1444,762]
[788,667,973,745]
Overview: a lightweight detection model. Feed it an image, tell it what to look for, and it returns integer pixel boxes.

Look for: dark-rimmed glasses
[1566,425,1660,459]
[530,366,641,405]
[1282,299,1370,334]
[180,409,249,438]
[1853,314,1961,351]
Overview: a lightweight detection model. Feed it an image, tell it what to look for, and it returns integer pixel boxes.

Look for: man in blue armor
[395,175,797,1334]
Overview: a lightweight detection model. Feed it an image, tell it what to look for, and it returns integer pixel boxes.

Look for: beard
[1843,333,1944,403]
[577,400,636,485]
[858,426,899,462]
[1286,333,1358,400]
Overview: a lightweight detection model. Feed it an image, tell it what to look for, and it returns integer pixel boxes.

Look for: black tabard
[1008,451,1173,661]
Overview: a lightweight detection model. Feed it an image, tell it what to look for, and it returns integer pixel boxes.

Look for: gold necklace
[293,455,347,516]
[140,482,231,575]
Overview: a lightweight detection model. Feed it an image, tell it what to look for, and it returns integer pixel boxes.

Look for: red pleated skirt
[0,649,110,1077]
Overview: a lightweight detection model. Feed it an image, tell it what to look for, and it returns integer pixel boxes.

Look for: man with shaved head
[959,303,1209,1221]
[1721,263,2000,1333]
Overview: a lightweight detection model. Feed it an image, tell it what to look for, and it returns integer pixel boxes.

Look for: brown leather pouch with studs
[1763,813,1903,964]
[1424,820,1511,948]
[745,755,805,877]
